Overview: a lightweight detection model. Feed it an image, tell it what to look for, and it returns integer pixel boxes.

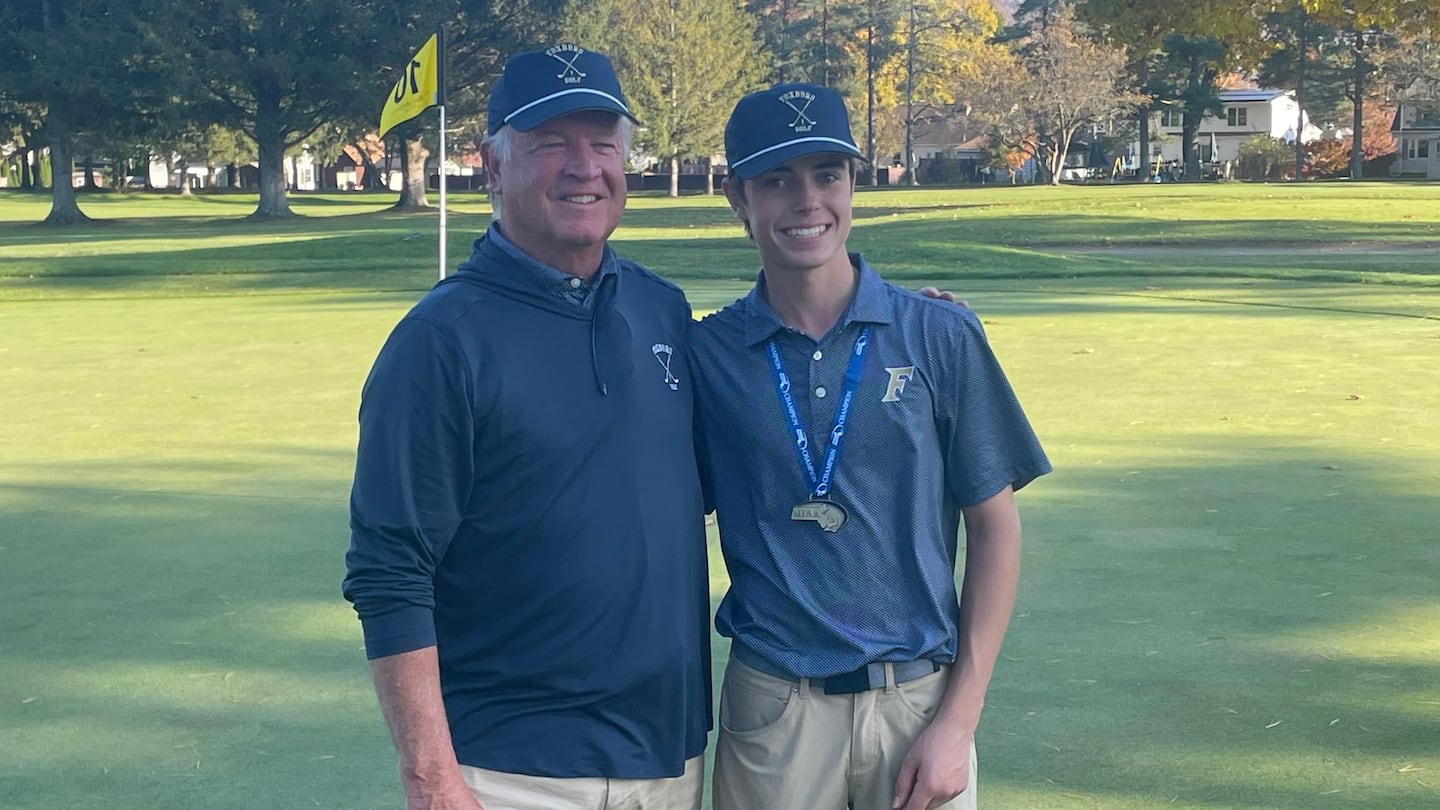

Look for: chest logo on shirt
[652,343,680,391]
[882,366,916,402]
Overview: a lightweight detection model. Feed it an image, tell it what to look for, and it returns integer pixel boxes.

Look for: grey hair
[481,116,634,222]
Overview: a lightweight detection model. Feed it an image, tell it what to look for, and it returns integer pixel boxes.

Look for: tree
[177,0,395,218]
[583,0,768,196]
[878,0,1001,185]
[1156,34,1228,180]
[1297,0,1440,178]
[0,0,172,224]
[976,4,1138,185]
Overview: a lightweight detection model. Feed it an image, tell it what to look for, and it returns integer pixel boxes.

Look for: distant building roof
[1220,89,1287,103]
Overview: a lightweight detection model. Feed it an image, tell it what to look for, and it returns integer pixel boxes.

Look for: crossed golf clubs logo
[551,50,587,83]
[652,343,680,391]
[779,92,817,132]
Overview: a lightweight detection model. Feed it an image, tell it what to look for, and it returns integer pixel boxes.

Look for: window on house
[1406,138,1416,159]
[1160,108,1182,128]
[1227,107,1248,127]
[1421,139,1431,159]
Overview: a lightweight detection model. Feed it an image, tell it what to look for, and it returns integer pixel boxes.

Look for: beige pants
[460,756,703,810]
[713,658,978,810]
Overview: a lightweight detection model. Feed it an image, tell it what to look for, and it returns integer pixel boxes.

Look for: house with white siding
[1390,100,1440,179]
[1144,89,1322,166]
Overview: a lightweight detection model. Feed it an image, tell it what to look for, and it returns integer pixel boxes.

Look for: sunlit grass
[2,185,1438,808]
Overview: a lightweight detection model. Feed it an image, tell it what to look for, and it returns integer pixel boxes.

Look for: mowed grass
[1,186,1438,809]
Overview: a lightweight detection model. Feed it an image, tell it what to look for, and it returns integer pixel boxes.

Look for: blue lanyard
[766,326,870,498]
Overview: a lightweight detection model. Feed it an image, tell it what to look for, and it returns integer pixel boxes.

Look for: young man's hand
[918,287,969,309]
[892,717,973,810]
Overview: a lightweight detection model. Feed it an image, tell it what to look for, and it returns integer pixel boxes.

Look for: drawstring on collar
[591,314,607,396]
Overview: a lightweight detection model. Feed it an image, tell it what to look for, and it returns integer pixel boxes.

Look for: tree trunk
[82,156,100,190]
[1349,34,1366,181]
[866,12,878,186]
[904,0,918,186]
[1294,14,1308,182]
[705,158,715,195]
[1136,59,1151,180]
[251,89,294,218]
[1049,133,1070,186]
[42,132,89,225]
[669,155,679,198]
[1182,115,1201,180]
[227,163,238,189]
[19,149,33,190]
[178,158,193,196]
[394,137,430,209]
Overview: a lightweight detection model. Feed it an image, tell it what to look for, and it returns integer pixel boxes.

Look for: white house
[1390,101,1440,179]
[1144,89,1322,166]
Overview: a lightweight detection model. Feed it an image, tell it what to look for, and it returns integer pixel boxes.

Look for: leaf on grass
[1319,789,1341,795]
[1315,592,1333,598]
[1266,720,1283,729]
[1399,764,1424,773]
[21,697,36,704]
[1114,618,1152,625]
[1329,719,1340,727]
[317,755,335,761]
[1221,707,1240,715]
[1323,464,1342,471]
[1346,394,1362,400]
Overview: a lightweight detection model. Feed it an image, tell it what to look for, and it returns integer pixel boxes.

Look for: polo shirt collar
[487,221,617,297]
[742,253,894,346]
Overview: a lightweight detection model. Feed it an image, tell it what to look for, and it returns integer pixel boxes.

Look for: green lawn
[1,186,1437,809]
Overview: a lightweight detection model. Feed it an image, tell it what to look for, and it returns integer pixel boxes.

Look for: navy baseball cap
[487,43,639,135]
[725,83,863,179]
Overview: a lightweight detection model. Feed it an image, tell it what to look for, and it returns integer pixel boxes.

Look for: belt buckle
[821,666,874,695]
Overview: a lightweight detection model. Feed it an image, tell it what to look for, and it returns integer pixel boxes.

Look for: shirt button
[812,350,823,361]
[815,386,827,398]
[568,277,582,289]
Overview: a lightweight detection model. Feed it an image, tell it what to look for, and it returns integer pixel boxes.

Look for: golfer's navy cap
[725,83,863,179]
[487,43,638,135]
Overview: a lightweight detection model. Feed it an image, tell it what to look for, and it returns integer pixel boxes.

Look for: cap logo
[779,89,817,132]
[546,43,587,85]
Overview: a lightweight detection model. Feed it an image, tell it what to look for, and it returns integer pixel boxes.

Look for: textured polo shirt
[691,256,1051,679]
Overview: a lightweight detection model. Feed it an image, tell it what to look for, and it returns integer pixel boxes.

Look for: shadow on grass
[1,433,1438,809]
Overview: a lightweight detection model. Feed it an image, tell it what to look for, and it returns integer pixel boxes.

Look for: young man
[344,46,709,810]
[692,83,1052,810]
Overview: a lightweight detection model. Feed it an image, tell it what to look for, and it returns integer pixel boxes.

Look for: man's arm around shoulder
[893,486,1022,810]
[372,647,484,810]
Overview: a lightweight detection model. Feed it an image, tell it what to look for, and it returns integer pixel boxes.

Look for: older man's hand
[918,287,969,309]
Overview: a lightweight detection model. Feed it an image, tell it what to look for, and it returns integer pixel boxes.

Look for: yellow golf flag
[380,33,442,137]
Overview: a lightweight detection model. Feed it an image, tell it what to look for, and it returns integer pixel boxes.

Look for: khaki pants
[460,756,703,810]
[713,658,978,810]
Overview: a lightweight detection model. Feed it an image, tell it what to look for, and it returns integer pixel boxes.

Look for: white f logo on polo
[547,43,587,84]
[652,343,680,391]
[778,89,817,133]
[882,366,915,402]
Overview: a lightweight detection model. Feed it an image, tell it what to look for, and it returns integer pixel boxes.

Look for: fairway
[1,185,1438,809]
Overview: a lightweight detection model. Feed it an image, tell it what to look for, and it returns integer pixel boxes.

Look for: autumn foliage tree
[977,4,1138,185]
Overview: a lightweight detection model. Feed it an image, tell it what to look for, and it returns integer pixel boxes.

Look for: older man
[343,45,709,810]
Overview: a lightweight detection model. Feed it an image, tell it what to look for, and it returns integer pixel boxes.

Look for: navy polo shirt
[691,256,1051,679]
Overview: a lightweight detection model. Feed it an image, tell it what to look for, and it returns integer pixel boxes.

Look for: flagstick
[438,103,448,281]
